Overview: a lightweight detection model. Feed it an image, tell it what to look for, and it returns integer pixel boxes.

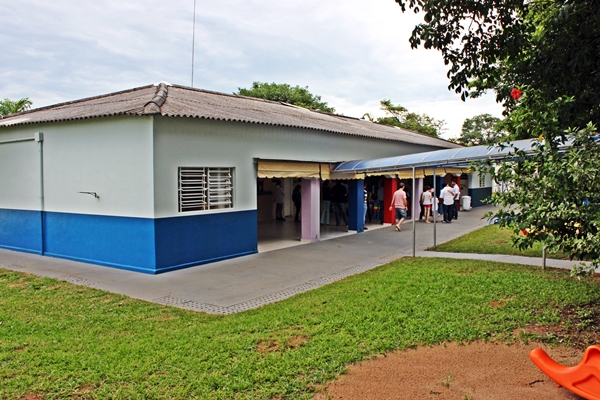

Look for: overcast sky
[1,0,504,138]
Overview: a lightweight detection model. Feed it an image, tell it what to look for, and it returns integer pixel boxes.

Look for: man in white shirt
[440,183,455,223]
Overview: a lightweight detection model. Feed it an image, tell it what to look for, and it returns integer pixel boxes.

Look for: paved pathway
[418,251,585,270]
[0,206,584,314]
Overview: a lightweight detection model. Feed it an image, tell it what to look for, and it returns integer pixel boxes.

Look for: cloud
[0,0,503,137]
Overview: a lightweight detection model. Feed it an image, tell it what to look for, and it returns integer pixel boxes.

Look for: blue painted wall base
[0,209,43,254]
[154,210,257,273]
[43,212,156,272]
[468,188,492,207]
[0,209,258,274]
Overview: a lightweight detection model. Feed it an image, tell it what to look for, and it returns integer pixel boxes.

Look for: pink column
[301,179,321,242]
[414,178,423,218]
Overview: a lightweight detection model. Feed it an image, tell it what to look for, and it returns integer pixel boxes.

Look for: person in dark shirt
[331,181,348,226]
[320,180,332,225]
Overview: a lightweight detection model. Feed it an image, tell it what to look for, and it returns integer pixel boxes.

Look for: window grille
[178,167,233,212]
[207,168,233,209]
[479,173,486,188]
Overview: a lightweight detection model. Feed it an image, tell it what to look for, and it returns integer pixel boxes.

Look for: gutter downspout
[412,166,416,258]
[433,167,437,250]
[35,132,45,255]
[0,134,45,254]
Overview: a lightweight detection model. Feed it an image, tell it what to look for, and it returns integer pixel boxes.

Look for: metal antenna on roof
[191,0,197,87]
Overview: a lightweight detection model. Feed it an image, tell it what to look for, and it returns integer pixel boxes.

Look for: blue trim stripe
[154,210,258,272]
[468,188,492,207]
[43,212,157,273]
[0,209,258,274]
[0,208,43,254]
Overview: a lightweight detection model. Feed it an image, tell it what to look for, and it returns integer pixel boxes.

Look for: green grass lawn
[431,224,566,259]
[2,258,599,399]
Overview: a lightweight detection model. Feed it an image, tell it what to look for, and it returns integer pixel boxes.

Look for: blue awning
[333,139,539,174]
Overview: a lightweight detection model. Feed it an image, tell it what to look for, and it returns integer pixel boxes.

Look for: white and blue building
[0,83,464,274]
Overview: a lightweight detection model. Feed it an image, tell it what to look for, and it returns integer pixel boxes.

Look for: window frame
[479,173,486,188]
[178,167,234,212]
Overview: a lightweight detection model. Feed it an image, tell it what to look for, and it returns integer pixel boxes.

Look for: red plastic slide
[530,345,600,400]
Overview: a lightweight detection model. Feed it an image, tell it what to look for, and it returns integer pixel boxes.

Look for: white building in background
[0,82,462,274]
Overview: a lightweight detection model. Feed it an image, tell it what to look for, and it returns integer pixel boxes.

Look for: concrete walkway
[0,205,583,314]
[418,251,585,270]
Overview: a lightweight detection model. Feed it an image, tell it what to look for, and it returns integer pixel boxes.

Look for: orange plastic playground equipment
[530,345,600,400]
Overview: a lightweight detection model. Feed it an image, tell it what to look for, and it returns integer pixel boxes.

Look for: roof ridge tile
[0,82,461,149]
[143,83,169,114]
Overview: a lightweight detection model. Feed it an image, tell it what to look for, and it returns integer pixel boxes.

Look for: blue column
[436,176,445,197]
[348,179,365,232]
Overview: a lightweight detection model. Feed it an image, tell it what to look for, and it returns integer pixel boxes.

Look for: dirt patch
[314,341,584,400]
[489,297,516,307]
[516,303,600,348]
[257,335,309,354]
[257,339,280,354]
[288,336,309,349]
[8,282,28,288]
[70,384,95,399]
[19,394,44,400]
[316,303,600,399]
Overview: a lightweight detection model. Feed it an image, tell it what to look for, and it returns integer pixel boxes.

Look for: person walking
[363,184,369,230]
[331,181,348,226]
[389,182,408,231]
[440,182,455,223]
[320,180,332,225]
[421,185,433,223]
[418,188,425,221]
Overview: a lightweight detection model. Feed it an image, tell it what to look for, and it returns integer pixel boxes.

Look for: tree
[395,0,600,274]
[395,0,600,139]
[0,98,32,116]
[364,99,445,138]
[451,114,507,146]
[478,123,600,275]
[235,82,335,113]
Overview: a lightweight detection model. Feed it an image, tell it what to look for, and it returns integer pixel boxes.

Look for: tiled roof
[0,82,460,148]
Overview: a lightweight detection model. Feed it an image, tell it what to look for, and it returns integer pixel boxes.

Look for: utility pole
[191,0,197,87]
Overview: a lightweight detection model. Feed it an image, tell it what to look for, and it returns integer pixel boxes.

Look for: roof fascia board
[335,148,538,174]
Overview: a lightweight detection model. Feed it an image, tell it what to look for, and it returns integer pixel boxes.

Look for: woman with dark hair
[422,185,433,223]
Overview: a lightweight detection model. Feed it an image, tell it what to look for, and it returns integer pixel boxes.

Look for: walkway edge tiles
[152,252,406,315]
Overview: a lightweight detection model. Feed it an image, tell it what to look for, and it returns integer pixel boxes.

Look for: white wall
[0,116,155,218]
[152,117,446,218]
[0,130,40,210]
[467,171,493,189]
[0,115,455,220]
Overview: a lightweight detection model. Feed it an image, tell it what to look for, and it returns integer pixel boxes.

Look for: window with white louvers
[178,167,233,212]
